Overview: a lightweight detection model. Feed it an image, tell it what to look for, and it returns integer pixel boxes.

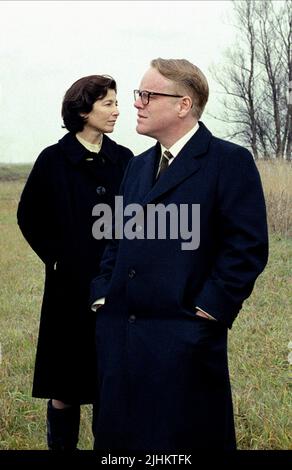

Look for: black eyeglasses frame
[134,89,184,105]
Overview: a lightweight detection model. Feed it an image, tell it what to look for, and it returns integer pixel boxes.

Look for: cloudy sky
[0,0,237,163]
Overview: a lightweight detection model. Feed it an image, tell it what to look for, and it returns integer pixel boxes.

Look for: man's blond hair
[151,58,209,119]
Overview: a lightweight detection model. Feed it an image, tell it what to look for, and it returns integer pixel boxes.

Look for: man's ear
[178,96,193,117]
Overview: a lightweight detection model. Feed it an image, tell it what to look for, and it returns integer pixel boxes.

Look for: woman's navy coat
[90,122,269,450]
[17,132,132,403]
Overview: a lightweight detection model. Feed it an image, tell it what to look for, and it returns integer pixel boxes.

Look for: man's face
[134,67,181,141]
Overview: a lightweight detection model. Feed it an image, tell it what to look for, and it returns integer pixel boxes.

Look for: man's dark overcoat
[90,122,269,450]
[17,132,132,403]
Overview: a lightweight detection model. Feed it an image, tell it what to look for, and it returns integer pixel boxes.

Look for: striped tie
[156,150,172,179]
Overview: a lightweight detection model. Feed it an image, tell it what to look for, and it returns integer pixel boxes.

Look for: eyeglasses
[134,89,183,105]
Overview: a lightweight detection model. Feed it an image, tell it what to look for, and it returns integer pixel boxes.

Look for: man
[90,58,268,451]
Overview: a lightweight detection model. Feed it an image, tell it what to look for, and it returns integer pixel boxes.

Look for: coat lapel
[141,122,212,206]
[134,143,160,203]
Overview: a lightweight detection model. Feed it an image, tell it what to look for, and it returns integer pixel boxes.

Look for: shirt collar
[160,122,199,159]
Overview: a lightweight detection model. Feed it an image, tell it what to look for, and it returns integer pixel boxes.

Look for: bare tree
[210,0,291,159]
[256,1,283,157]
[210,0,260,158]
[276,0,292,160]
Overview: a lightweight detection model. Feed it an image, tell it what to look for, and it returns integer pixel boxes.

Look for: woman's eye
[104,101,118,107]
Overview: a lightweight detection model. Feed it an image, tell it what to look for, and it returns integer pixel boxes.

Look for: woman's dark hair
[61,75,117,133]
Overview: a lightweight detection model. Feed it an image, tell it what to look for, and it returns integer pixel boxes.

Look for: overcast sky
[0,0,237,163]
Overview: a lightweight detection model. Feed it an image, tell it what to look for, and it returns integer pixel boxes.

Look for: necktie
[156,150,172,179]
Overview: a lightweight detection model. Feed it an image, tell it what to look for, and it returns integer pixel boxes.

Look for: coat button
[128,268,136,279]
[128,315,136,323]
[96,186,106,195]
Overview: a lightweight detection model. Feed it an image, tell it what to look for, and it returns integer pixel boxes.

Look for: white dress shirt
[160,122,199,163]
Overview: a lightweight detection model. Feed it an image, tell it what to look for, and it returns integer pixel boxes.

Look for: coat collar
[140,121,212,205]
[58,132,118,165]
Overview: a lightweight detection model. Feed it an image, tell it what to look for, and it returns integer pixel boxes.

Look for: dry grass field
[0,161,291,450]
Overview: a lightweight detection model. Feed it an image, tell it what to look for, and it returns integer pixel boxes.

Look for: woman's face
[82,89,119,134]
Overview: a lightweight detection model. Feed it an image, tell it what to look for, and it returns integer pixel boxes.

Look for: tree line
[211,0,291,160]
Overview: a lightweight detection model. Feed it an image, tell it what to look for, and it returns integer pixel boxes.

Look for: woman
[17,75,133,450]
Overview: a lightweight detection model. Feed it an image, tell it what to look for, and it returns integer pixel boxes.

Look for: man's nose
[134,98,143,109]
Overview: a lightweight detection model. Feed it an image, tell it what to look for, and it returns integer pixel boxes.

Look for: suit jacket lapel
[141,122,212,206]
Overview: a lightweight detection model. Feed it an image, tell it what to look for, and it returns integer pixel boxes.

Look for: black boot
[47,400,80,450]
